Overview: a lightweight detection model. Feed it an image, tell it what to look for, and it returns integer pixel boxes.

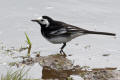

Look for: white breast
[45,31,86,44]
[48,37,71,44]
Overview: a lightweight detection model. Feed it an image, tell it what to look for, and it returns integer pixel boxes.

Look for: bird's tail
[85,31,116,36]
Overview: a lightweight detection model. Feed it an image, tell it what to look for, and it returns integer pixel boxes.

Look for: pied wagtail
[31,16,116,54]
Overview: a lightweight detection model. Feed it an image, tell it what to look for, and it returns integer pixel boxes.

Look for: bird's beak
[31,19,39,22]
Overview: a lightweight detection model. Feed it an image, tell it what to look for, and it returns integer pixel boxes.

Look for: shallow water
[0,0,120,79]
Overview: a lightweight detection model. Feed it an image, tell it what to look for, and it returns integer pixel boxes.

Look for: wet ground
[1,46,119,80]
[0,0,120,79]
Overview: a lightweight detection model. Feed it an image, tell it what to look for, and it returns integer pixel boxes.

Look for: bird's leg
[60,43,66,56]
[61,43,66,50]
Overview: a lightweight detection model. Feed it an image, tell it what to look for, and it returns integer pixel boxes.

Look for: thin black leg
[60,43,66,56]
[61,43,66,50]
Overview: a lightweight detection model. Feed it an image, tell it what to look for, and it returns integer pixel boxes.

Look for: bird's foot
[60,50,66,57]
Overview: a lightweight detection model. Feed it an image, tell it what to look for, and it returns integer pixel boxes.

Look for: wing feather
[49,28,67,35]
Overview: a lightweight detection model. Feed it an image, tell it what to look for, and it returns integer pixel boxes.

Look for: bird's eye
[41,20,44,21]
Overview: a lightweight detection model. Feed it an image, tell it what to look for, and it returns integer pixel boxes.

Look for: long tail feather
[85,31,116,36]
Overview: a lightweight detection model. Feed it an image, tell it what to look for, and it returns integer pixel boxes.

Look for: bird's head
[31,16,53,28]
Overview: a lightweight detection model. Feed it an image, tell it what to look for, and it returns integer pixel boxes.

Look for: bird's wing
[49,28,67,35]
[49,21,88,36]
[66,25,87,33]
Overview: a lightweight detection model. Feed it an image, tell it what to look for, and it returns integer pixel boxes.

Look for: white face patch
[36,17,49,27]
[41,19,49,27]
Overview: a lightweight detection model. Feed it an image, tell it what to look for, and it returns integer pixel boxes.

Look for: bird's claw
[60,50,66,57]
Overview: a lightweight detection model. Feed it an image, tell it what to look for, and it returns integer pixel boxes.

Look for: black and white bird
[31,16,116,54]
